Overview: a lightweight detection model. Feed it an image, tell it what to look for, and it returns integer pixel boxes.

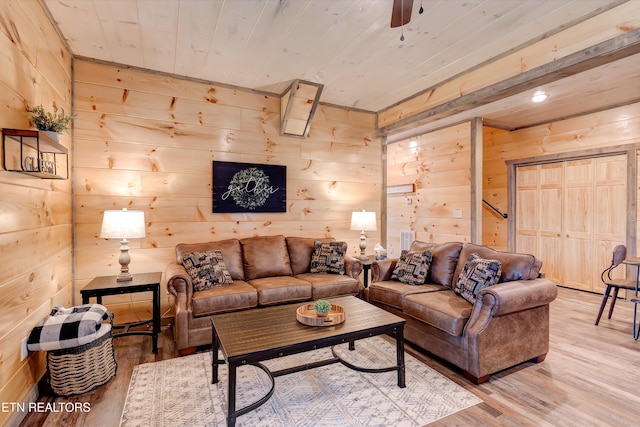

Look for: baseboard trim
[4,378,39,427]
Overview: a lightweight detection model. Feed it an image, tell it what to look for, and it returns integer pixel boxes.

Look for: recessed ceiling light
[531,90,548,103]
[409,140,418,154]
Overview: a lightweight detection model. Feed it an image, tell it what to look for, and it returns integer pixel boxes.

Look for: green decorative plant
[26,103,75,134]
[313,300,332,316]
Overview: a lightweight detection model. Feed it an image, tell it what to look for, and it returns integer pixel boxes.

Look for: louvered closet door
[515,154,626,293]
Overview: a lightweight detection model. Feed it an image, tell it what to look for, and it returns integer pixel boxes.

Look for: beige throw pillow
[391,250,432,285]
[454,253,501,304]
[182,249,233,292]
[310,241,347,275]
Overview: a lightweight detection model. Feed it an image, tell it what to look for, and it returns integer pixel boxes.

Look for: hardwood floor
[22,287,640,427]
[426,287,640,426]
[19,321,178,427]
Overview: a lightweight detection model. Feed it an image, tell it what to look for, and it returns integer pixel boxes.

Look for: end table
[362,255,375,288]
[81,272,162,353]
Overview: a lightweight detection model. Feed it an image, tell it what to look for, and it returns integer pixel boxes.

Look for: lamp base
[358,231,369,262]
[116,239,133,282]
[116,272,133,282]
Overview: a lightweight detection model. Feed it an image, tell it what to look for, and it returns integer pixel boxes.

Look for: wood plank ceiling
[43,0,638,131]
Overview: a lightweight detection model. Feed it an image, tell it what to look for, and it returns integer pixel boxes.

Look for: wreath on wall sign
[227,167,272,210]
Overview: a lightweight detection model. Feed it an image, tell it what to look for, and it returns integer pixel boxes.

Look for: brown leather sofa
[166,235,363,354]
[368,241,557,384]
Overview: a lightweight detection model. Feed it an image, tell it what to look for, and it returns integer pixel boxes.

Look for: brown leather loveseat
[166,235,363,354]
[368,241,557,384]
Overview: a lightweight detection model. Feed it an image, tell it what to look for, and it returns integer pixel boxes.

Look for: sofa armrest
[466,278,558,329]
[165,262,194,351]
[166,262,192,301]
[372,259,398,282]
[344,255,363,280]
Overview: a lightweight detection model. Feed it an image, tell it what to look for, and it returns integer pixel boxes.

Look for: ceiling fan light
[531,91,548,103]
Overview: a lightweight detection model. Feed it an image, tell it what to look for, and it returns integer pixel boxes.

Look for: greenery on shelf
[26,103,75,134]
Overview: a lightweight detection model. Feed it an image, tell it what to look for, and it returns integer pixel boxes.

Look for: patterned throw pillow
[182,250,233,292]
[454,253,502,304]
[310,241,347,275]
[391,250,432,285]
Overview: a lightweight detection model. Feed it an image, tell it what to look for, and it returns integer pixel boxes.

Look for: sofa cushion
[296,273,359,299]
[286,237,336,275]
[369,281,446,310]
[453,243,541,284]
[191,280,258,316]
[176,239,244,281]
[182,250,233,292]
[247,276,312,306]
[403,290,473,336]
[409,241,463,287]
[310,241,347,274]
[454,253,502,304]
[240,235,293,280]
[391,250,432,285]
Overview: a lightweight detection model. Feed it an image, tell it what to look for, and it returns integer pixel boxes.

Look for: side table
[81,272,162,353]
[362,255,376,288]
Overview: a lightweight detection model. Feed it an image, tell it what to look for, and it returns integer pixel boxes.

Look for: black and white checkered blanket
[27,304,112,351]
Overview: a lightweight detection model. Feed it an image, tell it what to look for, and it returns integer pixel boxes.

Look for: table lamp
[100,208,146,281]
[350,210,377,261]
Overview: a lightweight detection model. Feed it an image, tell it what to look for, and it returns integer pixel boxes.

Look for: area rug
[119,336,481,427]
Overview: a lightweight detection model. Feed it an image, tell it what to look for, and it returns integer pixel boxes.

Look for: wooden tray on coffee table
[296,303,345,326]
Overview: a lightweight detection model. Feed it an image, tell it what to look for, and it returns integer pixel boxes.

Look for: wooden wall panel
[391,102,640,263]
[0,1,72,424]
[483,100,640,291]
[73,60,382,325]
[637,152,640,260]
[386,122,472,257]
[73,61,280,113]
[484,103,640,252]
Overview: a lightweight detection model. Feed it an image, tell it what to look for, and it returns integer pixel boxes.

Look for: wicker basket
[46,328,117,396]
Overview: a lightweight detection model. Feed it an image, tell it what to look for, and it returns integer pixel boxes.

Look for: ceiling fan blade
[390,0,413,28]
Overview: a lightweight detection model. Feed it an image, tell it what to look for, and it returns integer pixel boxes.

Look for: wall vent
[400,230,415,251]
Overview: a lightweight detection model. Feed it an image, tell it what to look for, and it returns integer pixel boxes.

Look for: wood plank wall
[73,60,382,324]
[0,1,73,424]
[483,102,640,252]
[386,122,472,257]
[386,102,640,266]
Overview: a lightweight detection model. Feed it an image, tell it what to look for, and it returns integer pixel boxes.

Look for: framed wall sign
[212,161,286,213]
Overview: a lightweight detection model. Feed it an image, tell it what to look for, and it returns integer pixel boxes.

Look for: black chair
[595,245,636,325]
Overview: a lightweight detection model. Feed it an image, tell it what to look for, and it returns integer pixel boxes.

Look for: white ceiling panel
[44,0,638,131]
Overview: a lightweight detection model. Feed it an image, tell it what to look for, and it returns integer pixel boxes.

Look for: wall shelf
[2,128,68,179]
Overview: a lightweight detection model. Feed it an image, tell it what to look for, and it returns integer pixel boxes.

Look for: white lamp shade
[100,209,146,239]
[350,210,377,231]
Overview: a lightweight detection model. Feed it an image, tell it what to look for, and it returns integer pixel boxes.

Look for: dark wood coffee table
[210,295,406,427]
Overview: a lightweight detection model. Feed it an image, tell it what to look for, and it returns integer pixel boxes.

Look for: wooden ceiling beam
[379,28,640,135]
